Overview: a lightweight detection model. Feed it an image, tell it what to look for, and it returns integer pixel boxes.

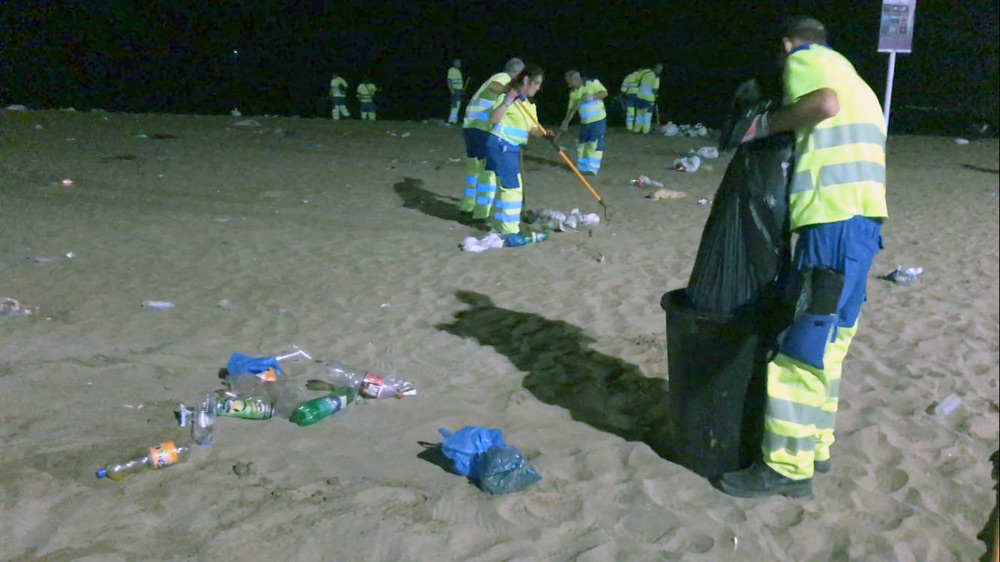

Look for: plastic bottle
[96,440,191,481]
[289,388,357,426]
[504,232,549,248]
[933,393,961,417]
[323,360,416,399]
[192,393,216,445]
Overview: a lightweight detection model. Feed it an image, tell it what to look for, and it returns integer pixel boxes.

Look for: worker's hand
[543,128,557,140]
[741,113,770,143]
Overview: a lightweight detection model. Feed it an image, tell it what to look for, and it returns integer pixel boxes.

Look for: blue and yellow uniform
[567,77,608,174]
[620,70,640,131]
[330,75,350,119]
[356,82,377,120]
[459,72,512,218]
[761,43,888,482]
[634,68,660,133]
[486,97,538,234]
[447,65,464,124]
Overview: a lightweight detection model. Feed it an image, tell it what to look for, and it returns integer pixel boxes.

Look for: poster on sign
[878,0,917,53]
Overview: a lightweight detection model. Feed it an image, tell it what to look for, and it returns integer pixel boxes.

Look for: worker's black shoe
[814,458,831,474]
[714,463,813,498]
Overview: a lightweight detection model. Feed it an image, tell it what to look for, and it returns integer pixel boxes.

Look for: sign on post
[878,0,917,130]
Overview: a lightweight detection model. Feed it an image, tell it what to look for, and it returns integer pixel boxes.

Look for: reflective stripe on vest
[811,123,885,150]
[579,100,602,121]
[790,161,886,194]
[492,124,529,145]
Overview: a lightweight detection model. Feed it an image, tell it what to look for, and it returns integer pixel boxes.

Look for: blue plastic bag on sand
[438,426,541,494]
[227,352,283,378]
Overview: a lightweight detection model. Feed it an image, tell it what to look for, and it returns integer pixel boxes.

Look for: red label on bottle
[359,373,385,398]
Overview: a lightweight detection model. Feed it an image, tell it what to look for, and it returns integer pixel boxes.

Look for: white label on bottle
[359,373,385,398]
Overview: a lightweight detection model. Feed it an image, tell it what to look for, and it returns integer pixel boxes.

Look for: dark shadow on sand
[393,177,487,230]
[962,163,1000,175]
[435,291,672,456]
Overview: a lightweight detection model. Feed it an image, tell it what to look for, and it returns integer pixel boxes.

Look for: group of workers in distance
[328,72,378,120]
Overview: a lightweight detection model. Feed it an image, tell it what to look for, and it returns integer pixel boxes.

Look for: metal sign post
[878,0,917,130]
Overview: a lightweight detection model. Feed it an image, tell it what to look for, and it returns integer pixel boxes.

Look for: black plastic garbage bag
[686,101,794,315]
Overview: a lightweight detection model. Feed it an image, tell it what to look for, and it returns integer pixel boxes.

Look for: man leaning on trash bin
[715,16,888,499]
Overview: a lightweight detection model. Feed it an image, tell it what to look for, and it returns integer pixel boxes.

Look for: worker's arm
[591,89,608,101]
[560,102,578,131]
[743,88,839,141]
[487,81,506,95]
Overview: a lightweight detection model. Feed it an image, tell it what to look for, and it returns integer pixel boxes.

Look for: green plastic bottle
[289,388,356,426]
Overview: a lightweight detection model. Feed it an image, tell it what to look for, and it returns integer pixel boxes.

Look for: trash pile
[671,147,720,173]
[881,266,923,286]
[95,348,418,481]
[524,208,600,232]
[659,121,710,137]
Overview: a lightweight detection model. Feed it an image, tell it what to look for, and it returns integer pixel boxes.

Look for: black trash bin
[661,289,768,479]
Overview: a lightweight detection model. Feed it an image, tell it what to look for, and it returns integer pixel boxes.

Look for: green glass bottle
[289,388,356,426]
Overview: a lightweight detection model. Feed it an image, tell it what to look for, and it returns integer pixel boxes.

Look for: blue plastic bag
[227,352,283,378]
[438,426,541,494]
[438,426,505,477]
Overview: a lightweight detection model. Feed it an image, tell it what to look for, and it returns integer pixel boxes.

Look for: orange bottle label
[149,440,180,468]
[255,368,278,382]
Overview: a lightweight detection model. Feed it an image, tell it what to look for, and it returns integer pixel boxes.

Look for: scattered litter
[1,297,38,316]
[34,124,43,130]
[4,104,28,111]
[646,188,688,201]
[217,300,231,309]
[697,198,711,205]
[142,301,175,309]
[233,119,260,127]
[66,137,76,142]
[231,108,242,117]
[437,426,541,495]
[61,179,74,187]
[448,157,462,162]
[629,175,664,188]
[401,132,411,138]
[524,208,600,231]
[660,121,709,137]
[214,216,230,223]
[881,266,922,286]
[929,393,961,417]
[671,155,701,172]
[460,232,506,252]
[696,147,719,159]
[66,252,75,258]
[134,133,149,139]
[954,138,969,145]
[24,256,53,265]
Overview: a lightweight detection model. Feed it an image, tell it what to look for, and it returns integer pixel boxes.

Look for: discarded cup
[932,394,961,417]
[142,301,175,309]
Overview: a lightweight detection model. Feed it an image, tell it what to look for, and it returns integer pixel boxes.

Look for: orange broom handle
[515,99,604,204]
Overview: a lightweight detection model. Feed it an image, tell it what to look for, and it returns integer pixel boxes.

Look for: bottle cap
[96,468,107,479]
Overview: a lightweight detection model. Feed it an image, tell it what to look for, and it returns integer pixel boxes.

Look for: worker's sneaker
[814,459,831,474]
[714,463,812,498]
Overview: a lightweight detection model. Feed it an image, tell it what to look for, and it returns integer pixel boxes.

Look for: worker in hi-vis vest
[620,69,640,131]
[717,16,888,499]
[329,72,350,119]
[356,78,378,120]
[485,64,553,235]
[633,63,662,134]
[458,57,524,220]
[560,70,608,176]
[447,59,465,125]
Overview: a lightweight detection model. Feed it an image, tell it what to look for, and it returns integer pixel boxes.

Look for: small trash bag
[438,426,505,477]
[476,445,541,495]
[226,352,283,378]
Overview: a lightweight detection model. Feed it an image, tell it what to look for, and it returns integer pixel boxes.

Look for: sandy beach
[1,109,998,561]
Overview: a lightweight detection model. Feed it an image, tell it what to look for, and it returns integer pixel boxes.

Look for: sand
[1,109,998,561]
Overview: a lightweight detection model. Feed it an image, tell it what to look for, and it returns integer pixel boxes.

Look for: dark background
[2,0,997,134]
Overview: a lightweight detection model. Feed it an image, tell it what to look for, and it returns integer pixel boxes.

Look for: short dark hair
[783,16,827,44]
[507,64,544,91]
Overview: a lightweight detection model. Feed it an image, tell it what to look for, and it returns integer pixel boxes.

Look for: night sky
[2,1,997,133]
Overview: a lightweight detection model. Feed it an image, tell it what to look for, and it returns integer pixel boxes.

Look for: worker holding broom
[458,57,524,221]
[560,70,609,176]
[485,64,553,235]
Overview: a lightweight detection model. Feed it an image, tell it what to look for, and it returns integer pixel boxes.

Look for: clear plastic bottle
[324,360,415,399]
[289,387,357,426]
[192,393,216,445]
[96,440,191,481]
